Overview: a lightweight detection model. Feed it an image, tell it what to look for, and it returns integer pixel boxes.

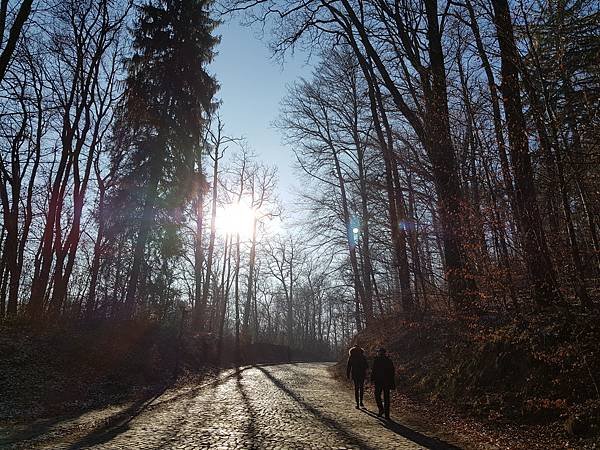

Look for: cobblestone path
[7,363,462,449]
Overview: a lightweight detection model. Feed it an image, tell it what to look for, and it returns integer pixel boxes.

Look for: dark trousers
[374,384,390,417]
[353,377,365,406]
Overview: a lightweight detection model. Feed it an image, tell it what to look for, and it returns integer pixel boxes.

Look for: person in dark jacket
[346,344,368,409]
[371,347,395,419]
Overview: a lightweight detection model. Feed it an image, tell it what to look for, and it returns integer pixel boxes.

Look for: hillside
[336,310,600,449]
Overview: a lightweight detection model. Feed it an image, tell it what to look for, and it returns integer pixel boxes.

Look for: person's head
[377,347,386,357]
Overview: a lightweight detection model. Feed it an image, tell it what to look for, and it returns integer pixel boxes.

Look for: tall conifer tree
[116,0,219,318]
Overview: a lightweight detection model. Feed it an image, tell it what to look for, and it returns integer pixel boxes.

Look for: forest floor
[342,309,600,449]
[336,372,585,449]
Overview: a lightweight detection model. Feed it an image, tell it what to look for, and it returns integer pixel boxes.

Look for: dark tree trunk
[123,150,162,319]
[334,0,474,308]
[192,185,205,326]
[86,182,107,319]
[491,0,561,305]
[422,0,476,308]
[465,0,516,206]
[0,250,8,318]
[197,147,221,329]
[354,49,413,312]
[234,232,241,355]
[217,233,231,359]
[331,145,370,325]
[0,0,34,84]
[242,217,258,337]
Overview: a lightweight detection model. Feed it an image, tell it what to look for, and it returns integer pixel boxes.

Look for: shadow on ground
[0,386,169,449]
[255,364,461,450]
[66,366,254,449]
[255,364,379,450]
[361,408,462,449]
[1,366,254,449]
[5,363,464,450]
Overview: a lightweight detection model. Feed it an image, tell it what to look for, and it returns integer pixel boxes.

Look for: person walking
[371,347,395,419]
[346,344,368,409]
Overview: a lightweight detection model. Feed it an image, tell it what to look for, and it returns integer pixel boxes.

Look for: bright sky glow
[210,19,313,210]
[215,202,256,238]
[263,215,283,236]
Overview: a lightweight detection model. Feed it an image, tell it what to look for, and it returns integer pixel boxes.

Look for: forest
[0,0,599,447]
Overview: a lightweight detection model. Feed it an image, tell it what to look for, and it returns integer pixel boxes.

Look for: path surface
[6,363,462,449]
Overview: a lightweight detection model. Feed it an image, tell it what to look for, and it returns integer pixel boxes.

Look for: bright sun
[215,202,256,238]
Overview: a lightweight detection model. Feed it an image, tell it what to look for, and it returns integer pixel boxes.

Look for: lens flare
[215,202,256,238]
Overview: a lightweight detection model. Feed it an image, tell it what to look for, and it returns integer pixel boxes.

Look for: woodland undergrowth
[341,308,600,448]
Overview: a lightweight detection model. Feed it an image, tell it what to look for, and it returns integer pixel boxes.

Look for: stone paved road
[7,363,462,449]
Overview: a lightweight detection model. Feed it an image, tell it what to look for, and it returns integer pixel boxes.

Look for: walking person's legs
[383,387,391,419]
[358,378,364,406]
[353,379,360,408]
[374,384,384,416]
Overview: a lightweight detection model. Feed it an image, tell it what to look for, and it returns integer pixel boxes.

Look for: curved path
[8,363,462,449]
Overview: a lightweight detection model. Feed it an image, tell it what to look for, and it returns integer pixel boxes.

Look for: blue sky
[210,18,314,208]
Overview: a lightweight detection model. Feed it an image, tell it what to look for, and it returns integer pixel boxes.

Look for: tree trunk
[242,216,258,337]
[86,184,107,319]
[192,184,205,327]
[330,145,370,325]
[123,149,162,319]
[327,0,472,308]
[234,232,241,356]
[0,0,34,84]
[356,51,413,312]
[423,0,477,308]
[198,148,221,329]
[465,0,516,207]
[491,0,561,305]
[217,233,231,359]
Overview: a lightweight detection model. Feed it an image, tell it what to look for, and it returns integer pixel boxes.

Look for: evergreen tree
[114,0,219,318]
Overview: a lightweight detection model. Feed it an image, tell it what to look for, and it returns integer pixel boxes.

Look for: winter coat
[346,346,368,380]
[371,355,396,389]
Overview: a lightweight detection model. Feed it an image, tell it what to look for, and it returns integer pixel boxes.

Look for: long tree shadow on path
[66,386,168,449]
[255,365,382,450]
[256,364,462,450]
[66,365,253,449]
[234,369,260,445]
[361,408,462,450]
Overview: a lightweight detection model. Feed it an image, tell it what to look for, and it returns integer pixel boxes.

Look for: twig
[583,355,600,400]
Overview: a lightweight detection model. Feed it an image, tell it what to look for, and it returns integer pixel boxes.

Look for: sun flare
[215,202,256,238]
